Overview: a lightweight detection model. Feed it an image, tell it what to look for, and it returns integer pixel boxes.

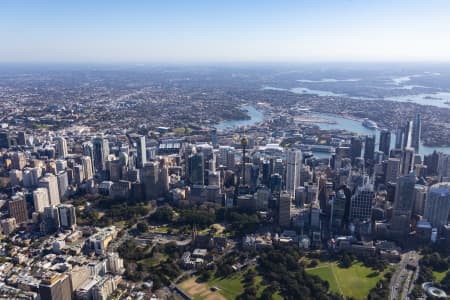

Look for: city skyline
[2,0,450,63]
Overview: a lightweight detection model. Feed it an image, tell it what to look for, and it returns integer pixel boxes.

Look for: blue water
[217,105,450,156]
[215,105,264,130]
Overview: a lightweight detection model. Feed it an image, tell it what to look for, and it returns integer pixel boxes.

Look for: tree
[137,221,149,233]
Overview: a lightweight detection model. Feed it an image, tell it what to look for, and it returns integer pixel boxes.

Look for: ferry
[362,118,377,130]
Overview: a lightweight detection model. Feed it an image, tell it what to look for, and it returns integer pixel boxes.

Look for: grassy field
[433,270,447,283]
[179,268,283,300]
[306,261,384,300]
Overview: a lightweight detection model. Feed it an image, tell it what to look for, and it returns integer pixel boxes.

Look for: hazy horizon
[2,0,450,63]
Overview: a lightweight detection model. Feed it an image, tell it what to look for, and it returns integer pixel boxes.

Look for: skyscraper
[8,195,28,224]
[39,174,61,206]
[285,149,302,195]
[379,130,391,156]
[58,204,77,229]
[349,179,374,222]
[350,137,362,163]
[93,136,110,172]
[54,136,68,158]
[403,121,413,149]
[278,191,292,227]
[33,187,50,213]
[401,148,415,176]
[81,156,94,180]
[385,158,401,184]
[411,113,421,153]
[364,135,375,161]
[187,153,205,185]
[424,182,450,229]
[0,131,11,149]
[130,134,147,169]
[39,273,72,300]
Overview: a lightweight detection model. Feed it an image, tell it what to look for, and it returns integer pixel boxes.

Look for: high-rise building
[278,192,292,227]
[81,156,94,180]
[130,134,147,169]
[39,273,72,300]
[39,174,61,206]
[285,149,302,195]
[142,161,160,200]
[17,131,26,146]
[424,182,450,229]
[12,152,27,170]
[401,148,415,176]
[0,131,11,149]
[379,130,391,156]
[330,189,348,230]
[56,171,69,200]
[349,179,374,222]
[187,153,204,185]
[403,121,413,149]
[73,164,84,185]
[364,135,375,161]
[54,136,68,158]
[58,204,76,229]
[33,187,50,213]
[437,153,450,180]
[8,195,28,224]
[93,136,110,172]
[350,137,363,163]
[391,172,416,236]
[411,113,421,153]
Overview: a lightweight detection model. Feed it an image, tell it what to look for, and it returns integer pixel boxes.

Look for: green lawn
[306,261,384,300]
[433,270,447,283]
[307,265,340,294]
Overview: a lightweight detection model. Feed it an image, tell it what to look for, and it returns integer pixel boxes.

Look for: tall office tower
[379,130,391,156]
[364,135,375,161]
[394,126,403,149]
[393,172,416,221]
[390,173,415,235]
[109,160,122,182]
[81,156,94,180]
[285,149,302,195]
[8,195,28,224]
[130,134,147,168]
[42,206,61,233]
[349,179,374,222]
[93,136,110,172]
[278,191,292,227]
[437,153,450,180]
[73,164,84,185]
[330,189,348,230]
[411,113,421,152]
[270,173,282,193]
[0,131,11,149]
[17,131,26,146]
[142,161,160,200]
[12,151,27,170]
[23,167,43,188]
[54,136,68,158]
[187,153,205,185]
[39,174,61,206]
[413,184,427,215]
[401,148,415,176]
[424,182,450,229]
[55,159,67,173]
[33,187,50,213]
[350,137,363,163]
[385,158,401,184]
[424,151,440,176]
[9,169,22,186]
[334,146,351,170]
[58,204,77,229]
[56,171,69,200]
[39,273,72,300]
[403,121,413,149]
[82,141,94,160]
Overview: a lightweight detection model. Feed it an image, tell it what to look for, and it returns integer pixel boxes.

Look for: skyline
[1,0,450,63]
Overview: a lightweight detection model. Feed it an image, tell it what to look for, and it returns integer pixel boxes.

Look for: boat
[362,118,377,130]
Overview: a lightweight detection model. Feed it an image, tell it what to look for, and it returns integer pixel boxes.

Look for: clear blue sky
[1,0,450,63]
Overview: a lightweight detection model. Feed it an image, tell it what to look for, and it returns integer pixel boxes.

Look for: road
[389,251,419,300]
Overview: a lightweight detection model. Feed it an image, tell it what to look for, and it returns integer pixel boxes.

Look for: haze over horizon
[2,0,450,63]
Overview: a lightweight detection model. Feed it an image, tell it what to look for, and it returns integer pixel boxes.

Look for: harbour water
[217,105,450,156]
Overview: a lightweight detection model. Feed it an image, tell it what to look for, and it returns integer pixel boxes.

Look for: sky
[1,0,450,63]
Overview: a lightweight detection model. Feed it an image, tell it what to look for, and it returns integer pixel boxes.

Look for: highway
[389,251,419,300]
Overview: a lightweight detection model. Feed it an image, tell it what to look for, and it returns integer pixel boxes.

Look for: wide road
[389,251,419,300]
